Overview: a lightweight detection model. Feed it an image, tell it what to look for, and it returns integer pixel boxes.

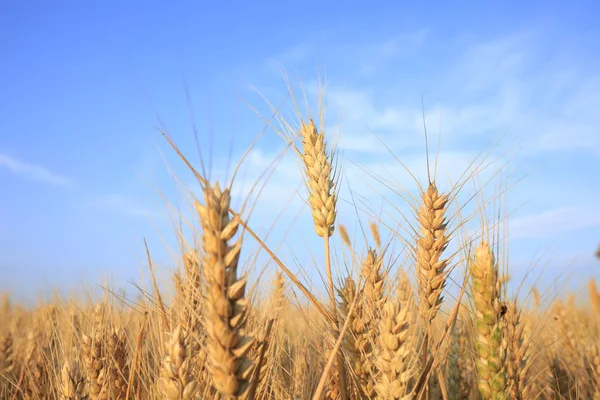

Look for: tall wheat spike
[299,118,337,239]
[470,241,507,400]
[196,182,255,399]
[416,183,450,324]
[298,118,348,398]
[413,182,451,398]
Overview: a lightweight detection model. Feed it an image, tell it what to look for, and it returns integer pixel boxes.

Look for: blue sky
[1,1,599,303]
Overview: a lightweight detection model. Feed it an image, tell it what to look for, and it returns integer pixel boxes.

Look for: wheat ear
[159,325,199,400]
[299,118,337,239]
[196,182,255,399]
[299,118,348,398]
[107,327,129,399]
[504,302,532,399]
[59,360,86,400]
[26,328,49,400]
[0,331,14,376]
[470,241,507,400]
[416,183,450,324]
[414,183,451,399]
[81,304,109,400]
[375,296,414,400]
[358,248,385,397]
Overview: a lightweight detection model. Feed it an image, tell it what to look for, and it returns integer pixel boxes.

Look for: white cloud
[267,28,600,157]
[87,194,155,218]
[0,153,72,186]
[510,206,600,239]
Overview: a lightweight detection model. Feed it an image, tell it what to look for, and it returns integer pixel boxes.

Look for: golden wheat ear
[196,182,255,398]
[416,183,450,325]
[294,112,348,398]
[59,360,86,400]
[503,301,534,399]
[158,325,199,400]
[0,331,14,377]
[375,295,415,400]
[470,241,507,399]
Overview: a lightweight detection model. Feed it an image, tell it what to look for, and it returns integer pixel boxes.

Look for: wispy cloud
[86,193,155,218]
[353,29,430,76]
[510,206,600,239]
[0,153,72,186]
[269,29,600,158]
[264,43,317,74]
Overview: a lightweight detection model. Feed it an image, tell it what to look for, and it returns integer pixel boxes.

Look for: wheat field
[0,87,599,400]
